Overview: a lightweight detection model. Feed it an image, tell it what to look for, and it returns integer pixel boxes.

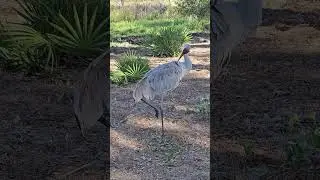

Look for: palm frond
[49,4,108,56]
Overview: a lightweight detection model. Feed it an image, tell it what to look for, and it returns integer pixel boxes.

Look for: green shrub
[145,26,191,57]
[2,0,108,73]
[110,70,128,85]
[2,23,57,73]
[188,16,209,32]
[0,23,46,72]
[14,0,107,34]
[175,0,209,19]
[3,47,44,73]
[111,51,150,85]
[116,51,150,82]
[48,4,108,56]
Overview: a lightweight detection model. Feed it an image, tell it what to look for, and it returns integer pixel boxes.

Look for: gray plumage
[133,44,192,136]
[211,0,262,79]
[133,61,190,102]
[73,51,109,137]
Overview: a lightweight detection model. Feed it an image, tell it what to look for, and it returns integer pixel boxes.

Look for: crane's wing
[211,0,230,42]
[73,51,109,136]
[211,0,262,79]
[211,0,239,78]
[212,0,262,43]
[146,61,183,93]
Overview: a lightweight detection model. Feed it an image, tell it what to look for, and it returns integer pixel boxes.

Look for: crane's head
[177,44,191,61]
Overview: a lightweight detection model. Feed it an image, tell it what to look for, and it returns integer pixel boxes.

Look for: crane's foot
[98,116,114,128]
[155,109,159,118]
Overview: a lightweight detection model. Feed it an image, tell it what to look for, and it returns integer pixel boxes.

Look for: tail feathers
[133,78,154,102]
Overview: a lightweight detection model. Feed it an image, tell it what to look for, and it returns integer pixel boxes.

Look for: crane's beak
[177,52,184,62]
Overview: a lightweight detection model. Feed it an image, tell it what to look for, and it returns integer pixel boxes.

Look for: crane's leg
[74,113,82,130]
[97,103,114,128]
[98,116,113,128]
[160,95,164,136]
[141,98,160,118]
[74,113,88,141]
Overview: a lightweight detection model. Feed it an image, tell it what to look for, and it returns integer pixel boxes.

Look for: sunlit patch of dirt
[111,169,141,180]
[111,130,145,150]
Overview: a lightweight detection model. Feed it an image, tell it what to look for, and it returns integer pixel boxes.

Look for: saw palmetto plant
[4,24,57,71]
[49,4,109,56]
[145,26,191,57]
[13,0,107,34]
[2,0,108,73]
[115,51,150,82]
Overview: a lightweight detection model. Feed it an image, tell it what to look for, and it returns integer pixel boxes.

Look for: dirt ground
[0,0,320,179]
[0,37,210,180]
[109,44,210,179]
[211,2,320,179]
[211,26,320,178]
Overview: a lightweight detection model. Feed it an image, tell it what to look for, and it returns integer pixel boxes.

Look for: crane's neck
[182,54,192,71]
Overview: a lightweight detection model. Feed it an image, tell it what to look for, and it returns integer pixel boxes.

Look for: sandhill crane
[73,51,110,138]
[211,0,262,79]
[72,0,263,137]
[133,44,192,136]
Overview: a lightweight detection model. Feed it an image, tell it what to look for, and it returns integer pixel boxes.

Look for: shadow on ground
[262,8,320,30]
[211,24,320,178]
[0,71,109,179]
